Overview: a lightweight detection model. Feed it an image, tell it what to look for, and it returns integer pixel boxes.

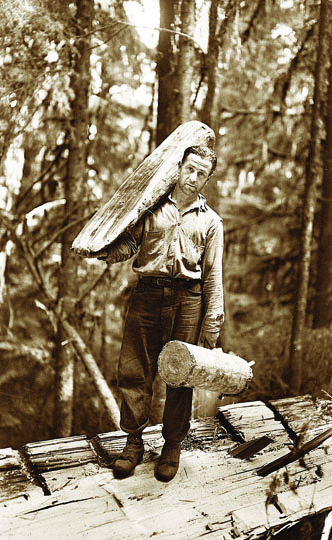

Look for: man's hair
[180,146,217,177]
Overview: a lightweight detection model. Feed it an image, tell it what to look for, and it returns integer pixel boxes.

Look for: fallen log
[158,341,253,395]
[72,121,215,257]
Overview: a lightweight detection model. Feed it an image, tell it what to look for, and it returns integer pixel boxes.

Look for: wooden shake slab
[23,435,98,473]
[0,448,43,505]
[72,121,215,257]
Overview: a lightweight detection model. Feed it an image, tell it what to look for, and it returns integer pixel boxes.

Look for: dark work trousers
[117,280,203,443]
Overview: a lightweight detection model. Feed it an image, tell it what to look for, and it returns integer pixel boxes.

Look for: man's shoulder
[204,202,223,225]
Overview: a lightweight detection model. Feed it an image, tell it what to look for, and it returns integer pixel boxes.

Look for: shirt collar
[168,191,208,213]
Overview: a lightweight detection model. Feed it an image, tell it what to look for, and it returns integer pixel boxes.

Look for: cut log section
[72,121,215,257]
[158,340,253,395]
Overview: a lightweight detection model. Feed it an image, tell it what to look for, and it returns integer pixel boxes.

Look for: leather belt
[139,276,201,289]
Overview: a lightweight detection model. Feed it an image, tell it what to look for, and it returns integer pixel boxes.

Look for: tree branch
[241,0,265,44]
[34,210,95,259]
[14,144,67,210]
[87,19,205,53]
[76,266,108,305]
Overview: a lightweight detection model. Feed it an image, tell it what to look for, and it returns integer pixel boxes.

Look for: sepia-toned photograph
[0,0,331,538]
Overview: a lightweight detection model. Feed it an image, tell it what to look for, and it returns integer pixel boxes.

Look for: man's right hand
[96,249,108,260]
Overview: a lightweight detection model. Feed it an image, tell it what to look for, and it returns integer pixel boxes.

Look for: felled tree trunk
[158,341,252,396]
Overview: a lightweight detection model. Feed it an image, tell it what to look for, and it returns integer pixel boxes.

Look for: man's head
[180,146,217,178]
[174,145,217,201]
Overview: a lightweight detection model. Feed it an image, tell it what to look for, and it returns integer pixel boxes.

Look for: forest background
[0,0,332,450]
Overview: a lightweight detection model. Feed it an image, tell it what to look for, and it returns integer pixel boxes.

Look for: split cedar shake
[158,340,253,395]
[1,396,332,539]
[72,121,215,257]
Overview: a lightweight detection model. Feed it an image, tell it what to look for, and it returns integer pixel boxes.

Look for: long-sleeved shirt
[104,192,224,332]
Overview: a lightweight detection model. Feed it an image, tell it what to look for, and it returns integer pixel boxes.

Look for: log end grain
[158,340,194,387]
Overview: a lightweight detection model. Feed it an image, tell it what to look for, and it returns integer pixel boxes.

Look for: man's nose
[189,171,198,182]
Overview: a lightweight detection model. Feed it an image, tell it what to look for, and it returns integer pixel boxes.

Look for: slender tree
[53,0,94,436]
[201,0,218,130]
[288,0,331,393]
[156,0,177,145]
[173,0,196,123]
[313,11,332,329]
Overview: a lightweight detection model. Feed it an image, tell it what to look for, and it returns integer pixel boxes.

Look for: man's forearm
[202,220,224,332]
[202,276,224,332]
[97,220,143,265]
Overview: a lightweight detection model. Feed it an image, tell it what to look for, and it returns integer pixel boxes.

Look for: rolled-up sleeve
[201,218,224,332]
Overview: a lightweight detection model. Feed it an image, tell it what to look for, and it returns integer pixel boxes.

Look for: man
[99,145,224,482]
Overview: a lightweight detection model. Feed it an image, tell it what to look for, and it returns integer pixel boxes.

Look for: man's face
[178,153,213,198]
[177,154,212,198]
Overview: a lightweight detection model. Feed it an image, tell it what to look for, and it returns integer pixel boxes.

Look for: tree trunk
[201,0,237,134]
[288,0,330,394]
[201,0,218,130]
[156,0,177,145]
[313,10,332,329]
[53,0,94,437]
[173,0,195,124]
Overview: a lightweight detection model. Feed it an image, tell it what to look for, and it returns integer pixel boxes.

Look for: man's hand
[96,249,109,261]
[200,329,220,350]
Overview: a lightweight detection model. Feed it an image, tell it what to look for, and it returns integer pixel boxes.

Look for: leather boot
[113,433,144,478]
[155,441,181,482]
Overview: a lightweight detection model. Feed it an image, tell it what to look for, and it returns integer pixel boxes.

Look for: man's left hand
[200,330,220,349]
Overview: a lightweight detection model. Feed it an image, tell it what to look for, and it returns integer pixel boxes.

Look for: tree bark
[201,0,237,134]
[53,0,94,437]
[173,0,195,124]
[313,11,332,328]
[201,0,218,130]
[156,0,177,145]
[288,0,331,393]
